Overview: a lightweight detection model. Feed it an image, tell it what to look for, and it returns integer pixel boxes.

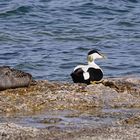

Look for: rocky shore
[0,77,140,140]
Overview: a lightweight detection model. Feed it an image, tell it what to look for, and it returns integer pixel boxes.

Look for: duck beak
[101,53,107,59]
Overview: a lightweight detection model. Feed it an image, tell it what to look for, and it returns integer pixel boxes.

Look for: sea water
[0,0,140,82]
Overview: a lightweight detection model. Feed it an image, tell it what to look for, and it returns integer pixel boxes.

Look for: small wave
[124,0,138,3]
[117,21,136,27]
[80,2,95,8]
[76,47,90,51]
[0,5,32,17]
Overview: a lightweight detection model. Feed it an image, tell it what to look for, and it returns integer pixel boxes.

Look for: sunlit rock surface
[0,77,140,139]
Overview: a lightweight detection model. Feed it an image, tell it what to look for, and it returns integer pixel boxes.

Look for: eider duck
[71,49,105,84]
[0,66,33,90]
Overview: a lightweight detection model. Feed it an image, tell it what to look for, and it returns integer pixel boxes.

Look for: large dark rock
[0,66,33,91]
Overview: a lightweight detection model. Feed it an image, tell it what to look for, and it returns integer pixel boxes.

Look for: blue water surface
[0,0,140,81]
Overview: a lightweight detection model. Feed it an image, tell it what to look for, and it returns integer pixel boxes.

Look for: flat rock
[0,77,139,139]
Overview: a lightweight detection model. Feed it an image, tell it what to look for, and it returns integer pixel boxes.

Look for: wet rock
[118,113,140,125]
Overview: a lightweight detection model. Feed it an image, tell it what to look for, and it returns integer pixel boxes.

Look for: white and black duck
[71,49,105,84]
[0,66,33,90]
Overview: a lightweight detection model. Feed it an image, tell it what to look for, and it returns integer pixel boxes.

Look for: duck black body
[71,50,105,84]
[0,66,33,90]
